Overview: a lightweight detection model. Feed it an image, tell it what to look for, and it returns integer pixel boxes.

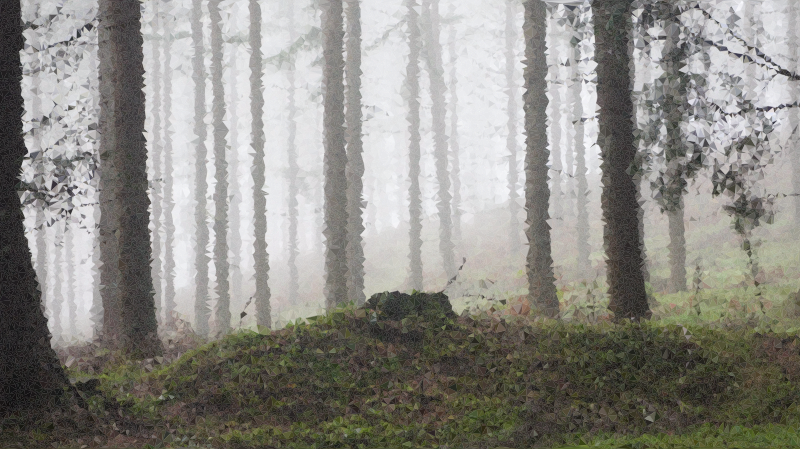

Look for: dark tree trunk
[89,40,103,340]
[209,0,231,337]
[286,0,301,308]
[506,0,521,253]
[667,205,687,292]
[162,5,177,328]
[109,0,162,357]
[250,0,272,328]
[571,4,590,279]
[522,0,559,318]
[322,0,349,310]
[192,0,211,337]
[149,1,164,325]
[345,0,366,306]
[0,0,69,411]
[421,0,456,280]
[228,45,243,308]
[593,0,650,321]
[447,5,461,249]
[547,5,563,222]
[405,0,424,292]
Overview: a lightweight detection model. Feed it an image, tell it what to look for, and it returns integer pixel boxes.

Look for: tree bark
[109,0,162,358]
[65,221,77,338]
[250,0,272,328]
[0,0,69,412]
[405,0,424,292]
[447,5,462,249]
[506,0,521,253]
[228,44,243,309]
[209,0,231,337]
[192,0,211,337]
[547,5,563,223]
[345,0,366,306]
[149,0,164,325]
[570,4,591,279]
[593,0,650,321]
[421,0,456,280]
[88,36,103,340]
[322,0,349,310]
[286,0,301,308]
[162,3,177,328]
[53,222,63,341]
[523,0,559,318]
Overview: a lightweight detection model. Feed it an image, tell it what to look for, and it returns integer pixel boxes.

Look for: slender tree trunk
[89,37,103,340]
[405,0,424,291]
[447,5,461,249]
[286,0,301,307]
[65,221,77,338]
[523,0,559,318]
[322,0,349,310]
[53,223,63,342]
[547,5,563,222]
[345,0,366,306]
[593,0,650,321]
[251,0,272,328]
[570,4,590,279]
[209,0,231,337]
[0,0,68,411]
[788,2,800,223]
[149,0,164,325]
[192,0,211,337]
[667,204,686,291]
[228,45,243,308]
[421,0,456,280]
[506,0,521,253]
[109,0,162,357]
[162,4,177,328]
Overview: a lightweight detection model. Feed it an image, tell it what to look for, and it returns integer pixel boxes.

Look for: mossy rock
[354,290,458,346]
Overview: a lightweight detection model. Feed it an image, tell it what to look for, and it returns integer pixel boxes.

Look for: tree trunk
[667,204,687,292]
[405,0,424,292]
[210,0,231,337]
[506,0,522,254]
[192,0,211,337]
[88,36,103,340]
[345,0,366,306]
[109,0,162,358]
[53,223,63,342]
[32,52,50,333]
[322,0,349,310]
[522,0,559,318]
[421,0,456,280]
[0,0,69,412]
[149,0,164,326]
[250,0,272,328]
[228,44,243,308]
[65,221,77,338]
[592,0,650,321]
[447,5,461,249]
[162,4,177,328]
[570,4,591,279]
[547,5,563,223]
[286,0,301,308]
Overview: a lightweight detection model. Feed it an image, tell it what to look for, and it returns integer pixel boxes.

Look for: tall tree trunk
[345,0,366,306]
[209,0,231,337]
[447,5,461,249]
[506,0,521,253]
[405,0,424,292]
[570,5,591,276]
[192,0,211,337]
[89,36,103,340]
[593,0,650,321]
[53,223,63,341]
[547,5,563,223]
[251,0,272,328]
[322,0,349,310]
[149,0,164,325]
[0,0,68,411]
[108,0,162,358]
[421,0,456,280]
[523,0,559,318]
[660,2,688,293]
[788,2,800,223]
[286,0,301,308]
[65,221,77,338]
[228,45,243,308]
[162,3,177,328]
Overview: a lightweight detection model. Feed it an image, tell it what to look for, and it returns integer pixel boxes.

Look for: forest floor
[5,283,800,449]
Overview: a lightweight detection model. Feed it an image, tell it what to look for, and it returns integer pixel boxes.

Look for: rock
[355,291,458,346]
